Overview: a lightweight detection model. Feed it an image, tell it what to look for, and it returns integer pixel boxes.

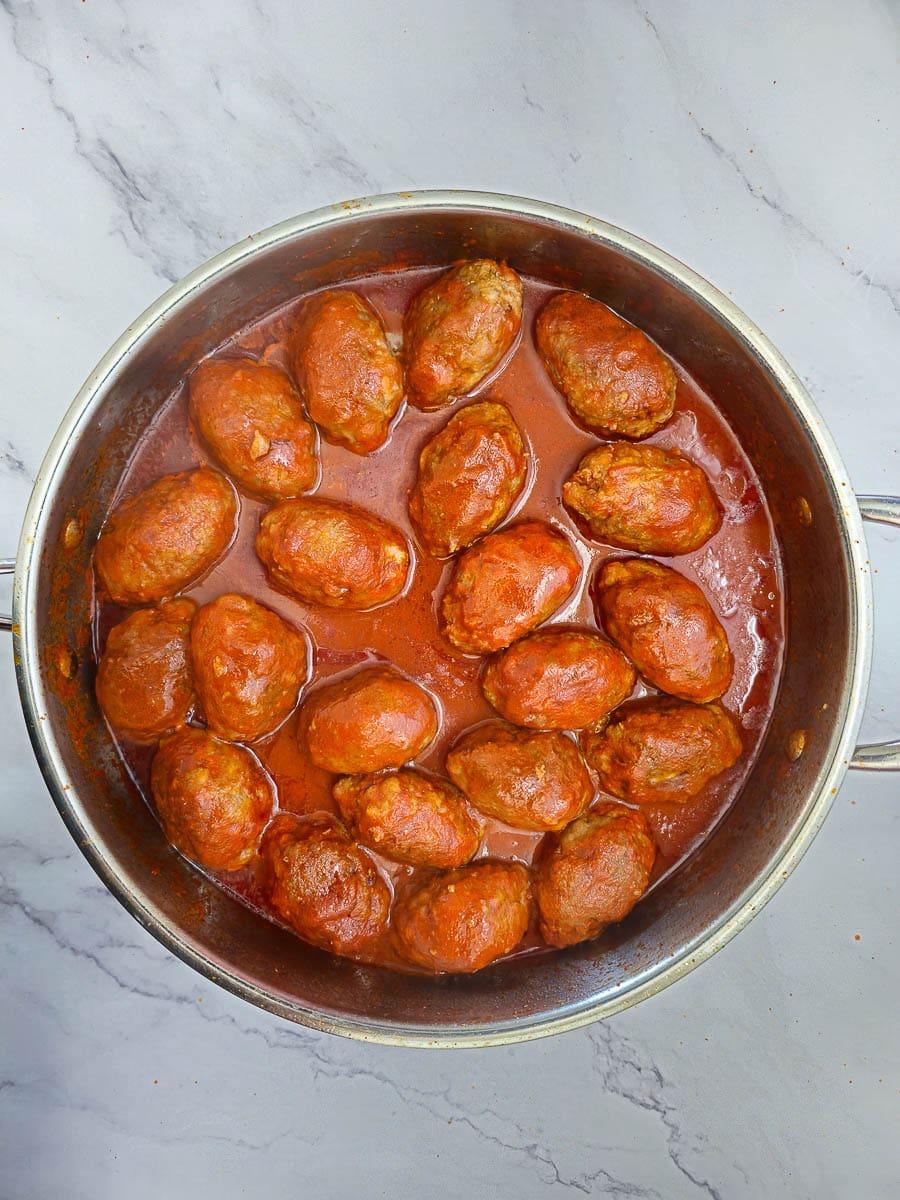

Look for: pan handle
[850,495,900,770]
[0,557,13,632]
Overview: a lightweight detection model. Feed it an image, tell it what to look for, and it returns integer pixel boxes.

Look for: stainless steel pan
[5,192,898,1046]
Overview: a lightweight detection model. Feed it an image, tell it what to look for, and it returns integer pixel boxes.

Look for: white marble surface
[1,2,898,1195]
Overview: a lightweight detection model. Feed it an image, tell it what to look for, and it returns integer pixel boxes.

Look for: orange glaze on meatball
[300,666,439,775]
[260,812,390,957]
[256,496,410,610]
[287,289,404,455]
[334,769,482,868]
[403,260,524,410]
[535,804,656,948]
[408,400,528,557]
[481,628,636,730]
[95,467,237,605]
[595,557,733,702]
[562,442,720,554]
[583,697,742,805]
[393,861,531,973]
[536,291,676,438]
[190,593,309,742]
[440,521,581,654]
[189,357,318,499]
[446,721,593,832]
[150,727,274,871]
[95,599,196,743]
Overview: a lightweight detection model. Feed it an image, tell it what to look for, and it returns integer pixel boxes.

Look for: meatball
[535,804,656,948]
[256,497,410,610]
[190,593,309,742]
[150,727,274,871]
[535,291,676,438]
[440,521,581,654]
[562,442,720,554]
[287,289,404,455]
[189,358,318,500]
[408,401,528,557]
[260,812,390,956]
[393,861,530,973]
[595,557,733,701]
[95,467,237,605]
[95,599,196,742]
[334,770,481,868]
[481,628,636,730]
[446,721,593,832]
[300,666,438,774]
[584,697,742,805]
[403,259,524,410]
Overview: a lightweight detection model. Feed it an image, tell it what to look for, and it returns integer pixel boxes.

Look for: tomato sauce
[95,267,785,969]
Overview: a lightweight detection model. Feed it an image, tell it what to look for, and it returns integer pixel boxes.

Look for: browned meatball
[150,727,274,870]
[584,698,742,805]
[287,289,404,455]
[535,291,676,438]
[393,861,530,973]
[300,666,438,774]
[595,558,733,701]
[403,260,524,410]
[446,721,593,832]
[440,521,581,654]
[481,628,636,730]
[95,599,196,742]
[260,812,390,956]
[562,442,720,554]
[535,804,656,948]
[334,770,481,868]
[95,467,238,605]
[190,593,309,742]
[256,497,410,610]
[189,358,318,500]
[408,401,528,556]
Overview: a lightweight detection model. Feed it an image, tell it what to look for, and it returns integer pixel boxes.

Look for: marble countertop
[1,2,897,1196]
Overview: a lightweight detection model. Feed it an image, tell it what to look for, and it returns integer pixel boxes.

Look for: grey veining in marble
[1,1,897,1196]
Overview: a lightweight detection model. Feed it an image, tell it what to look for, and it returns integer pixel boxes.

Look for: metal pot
[5,192,898,1047]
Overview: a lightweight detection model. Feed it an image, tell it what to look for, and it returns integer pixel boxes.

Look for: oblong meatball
[287,289,404,455]
[190,593,309,741]
[256,497,410,609]
[583,697,742,805]
[260,812,390,956]
[393,861,530,973]
[440,521,581,654]
[595,557,733,701]
[95,599,196,742]
[408,401,528,556]
[562,442,720,554]
[481,628,636,730]
[189,358,318,500]
[300,666,438,774]
[403,260,524,410]
[535,291,676,438]
[150,727,274,870]
[535,804,656,948]
[446,721,593,831]
[334,770,481,868]
[95,467,238,605]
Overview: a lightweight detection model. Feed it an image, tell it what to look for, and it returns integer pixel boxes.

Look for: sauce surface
[95,267,785,970]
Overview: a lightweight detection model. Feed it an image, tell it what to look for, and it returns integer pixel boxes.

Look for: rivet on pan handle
[0,557,14,632]
[851,495,900,770]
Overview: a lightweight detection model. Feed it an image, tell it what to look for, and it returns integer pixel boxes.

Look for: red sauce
[95,267,784,970]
